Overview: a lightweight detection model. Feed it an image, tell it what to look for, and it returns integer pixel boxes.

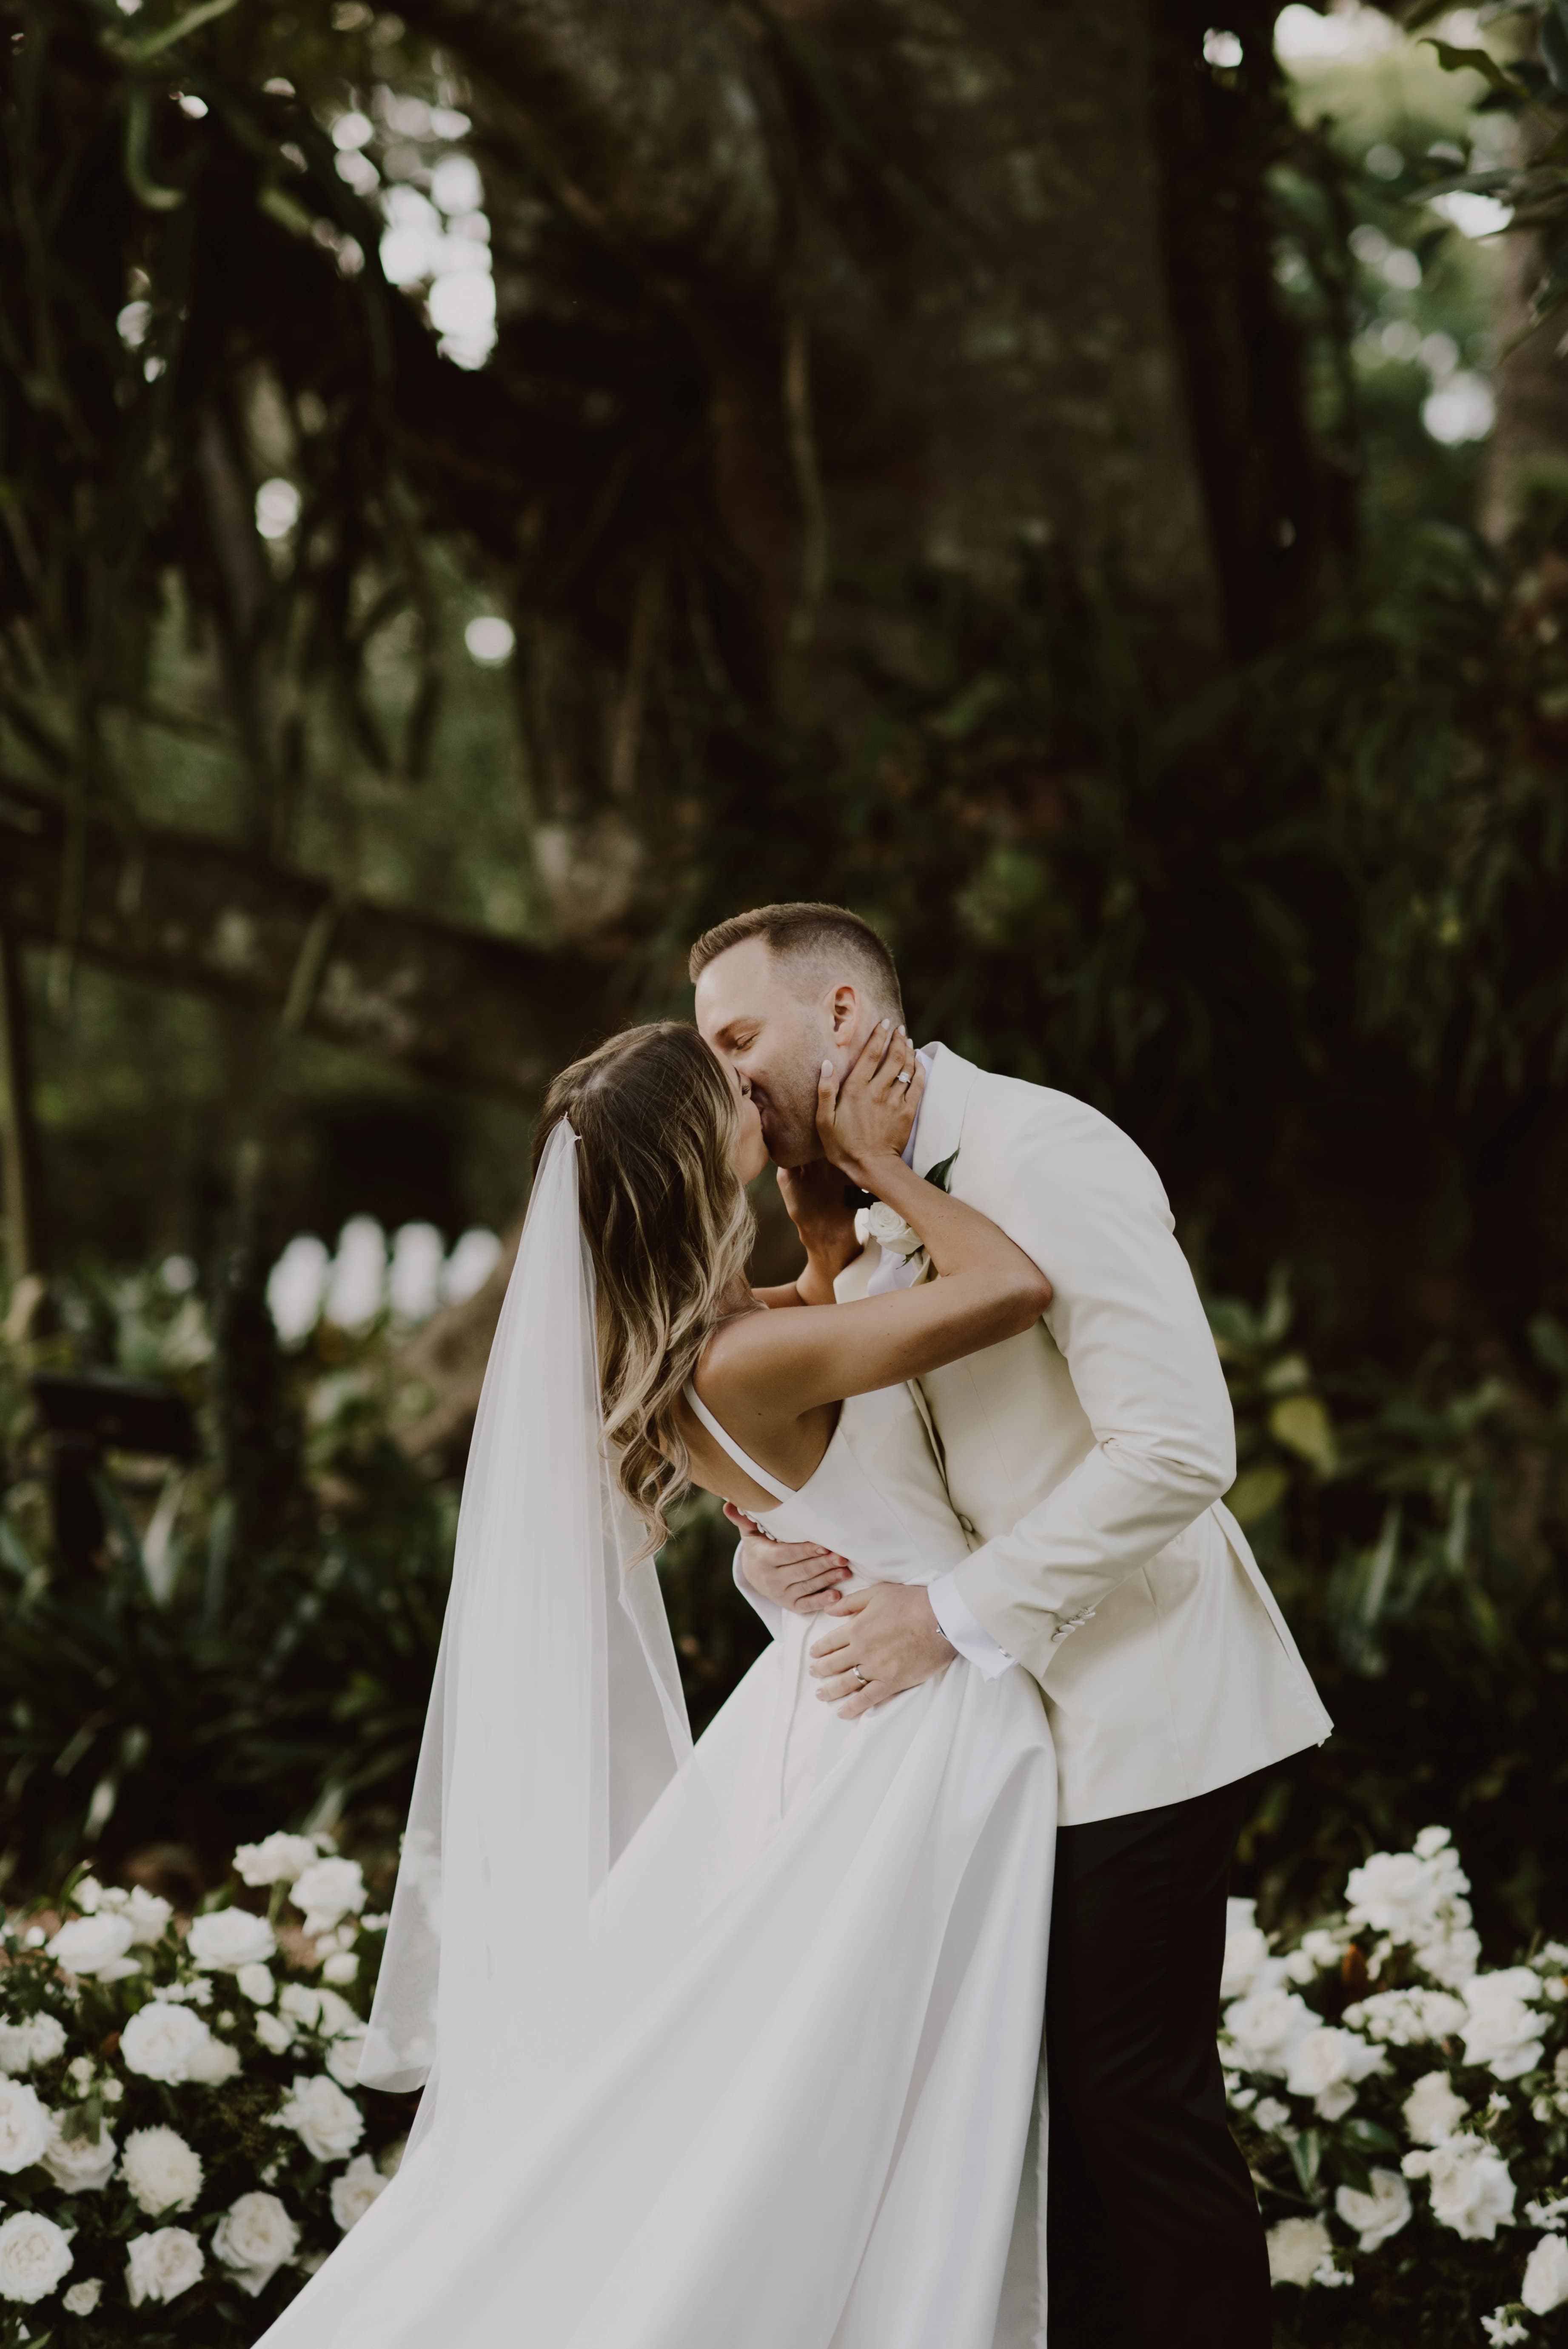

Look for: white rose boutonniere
[853,1150,958,1288]
[854,1200,927,1274]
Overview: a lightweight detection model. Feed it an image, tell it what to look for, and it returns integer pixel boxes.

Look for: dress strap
[682,1381,796,1501]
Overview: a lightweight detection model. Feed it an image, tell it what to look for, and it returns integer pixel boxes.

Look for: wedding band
[852,1666,869,1685]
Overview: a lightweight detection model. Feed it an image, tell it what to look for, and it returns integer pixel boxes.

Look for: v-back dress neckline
[681,1378,801,1503]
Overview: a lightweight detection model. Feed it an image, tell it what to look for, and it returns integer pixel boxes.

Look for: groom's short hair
[689,902,904,1015]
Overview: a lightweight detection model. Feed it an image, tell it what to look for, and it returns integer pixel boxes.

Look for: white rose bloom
[1343,1987,1468,2045]
[74,1876,105,1911]
[256,2011,297,2055]
[42,2113,117,2191]
[120,2125,204,2215]
[62,2278,103,2314]
[276,2073,364,2162]
[0,2013,66,2075]
[1297,1925,1352,1972]
[1335,2167,1412,2251]
[862,1200,923,1258]
[46,1913,138,1982]
[1462,1971,1547,2081]
[119,2001,216,2085]
[0,2078,51,2173]
[125,2226,204,2306]
[322,1952,359,1987]
[290,1857,367,1937]
[1345,1832,1479,1984]
[1403,2135,1516,2240]
[123,1888,174,1946]
[1220,1899,1275,2000]
[279,1983,322,2027]
[186,2034,242,2087]
[1526,2195,1568,2230]
[1421,1923,1482,1988]
[1222,1987,1317,2077]
[1283,2025,1385,2120]
[315,1987,360,2036]
[1403,2069,1468,2147]
[213,2190,300,2295]
[331,2150,389,2232]
[0,2209,74,2303]
[187,1909,277,1972]
[1266,2215,1332,2286]
[1522,2233,1568,2315]
[238,1962,276,2006]
[1252,2097,1292,2134]
[234,1833,320,1888]
[1345,1849,1443,1941]
[325,2026,368,2091]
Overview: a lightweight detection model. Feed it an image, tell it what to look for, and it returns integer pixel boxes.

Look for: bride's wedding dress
[258,1134,1056,2349]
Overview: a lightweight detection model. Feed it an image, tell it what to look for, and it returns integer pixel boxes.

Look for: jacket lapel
[908,1044,978,1499]
[912,1042,978,1181]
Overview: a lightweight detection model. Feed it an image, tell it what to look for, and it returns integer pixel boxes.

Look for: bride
[258,1017,1059,2349]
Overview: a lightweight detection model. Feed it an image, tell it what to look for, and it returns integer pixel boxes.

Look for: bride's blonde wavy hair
[533,1023,757,1554]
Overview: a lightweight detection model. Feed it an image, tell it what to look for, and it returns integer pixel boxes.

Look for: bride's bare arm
[704,1026,1051,1423]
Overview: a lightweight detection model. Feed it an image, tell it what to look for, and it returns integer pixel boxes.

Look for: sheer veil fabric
[361,1120,692,2128]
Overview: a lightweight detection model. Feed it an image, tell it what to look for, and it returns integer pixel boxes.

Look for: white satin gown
[259,1380,1058,2348]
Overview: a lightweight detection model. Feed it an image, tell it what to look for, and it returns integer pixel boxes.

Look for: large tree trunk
[406,0,1299,693]
[1481,209,1568,539]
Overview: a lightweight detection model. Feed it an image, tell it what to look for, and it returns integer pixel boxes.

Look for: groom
[692,902,1332,2349]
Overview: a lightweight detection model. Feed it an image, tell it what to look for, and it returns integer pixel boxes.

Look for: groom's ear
[828,983,861,1038]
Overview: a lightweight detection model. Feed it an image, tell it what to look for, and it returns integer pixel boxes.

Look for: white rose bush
[1226,1828,1568,2346]
[0,1839,404,2344]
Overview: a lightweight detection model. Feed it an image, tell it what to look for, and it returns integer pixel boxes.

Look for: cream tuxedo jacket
[842,1044,1331,1826]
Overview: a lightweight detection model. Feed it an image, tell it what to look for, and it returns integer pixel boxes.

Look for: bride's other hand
[816,1023,924,1188]
[776,1159,860,1298]
[724,1504,852,1613]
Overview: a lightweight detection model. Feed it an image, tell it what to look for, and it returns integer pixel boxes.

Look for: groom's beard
[752,1071,822,1167]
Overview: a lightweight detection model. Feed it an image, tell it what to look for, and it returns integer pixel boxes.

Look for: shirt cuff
[928,1570,1012,1679]
[732,1541,783,1639]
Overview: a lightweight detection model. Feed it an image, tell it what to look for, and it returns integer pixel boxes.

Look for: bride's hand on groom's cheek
[725,1504,852,1613]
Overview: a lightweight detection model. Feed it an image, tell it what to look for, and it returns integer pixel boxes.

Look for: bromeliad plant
[1223,1828,1568,2346]
[0,1836,401,2341]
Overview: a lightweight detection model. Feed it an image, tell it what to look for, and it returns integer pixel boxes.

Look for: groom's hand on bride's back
[724,1505,852,1613]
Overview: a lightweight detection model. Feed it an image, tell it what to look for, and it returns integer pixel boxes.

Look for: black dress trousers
[1044,1773,1272,2349]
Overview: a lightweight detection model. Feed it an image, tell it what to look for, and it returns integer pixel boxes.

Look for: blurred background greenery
[2,0,1567,1965]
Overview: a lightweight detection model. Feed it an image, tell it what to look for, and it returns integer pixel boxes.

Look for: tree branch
[0,780,626,1099]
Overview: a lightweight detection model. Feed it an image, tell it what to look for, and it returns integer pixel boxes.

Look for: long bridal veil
[360,1120,692,2136]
